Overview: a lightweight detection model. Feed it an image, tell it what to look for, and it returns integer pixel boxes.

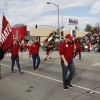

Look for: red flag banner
[1,15,13,53]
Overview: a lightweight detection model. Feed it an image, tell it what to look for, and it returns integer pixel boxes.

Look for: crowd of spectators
[37,31,100,52]
[6,30,100,57]
[79,32,100,52]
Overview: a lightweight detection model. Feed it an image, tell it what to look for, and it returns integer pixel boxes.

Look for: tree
[84,24,92,32]
[95,22,100,29]
[91,27,98,33]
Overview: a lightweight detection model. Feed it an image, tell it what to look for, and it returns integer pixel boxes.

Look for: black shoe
[74,72,77,75]
[68,83,73,88]
[64,86,68,90]
[49,57,51,59]
[44,58,46,61]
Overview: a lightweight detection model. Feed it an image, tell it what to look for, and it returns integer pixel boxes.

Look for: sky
[0,0,100,31]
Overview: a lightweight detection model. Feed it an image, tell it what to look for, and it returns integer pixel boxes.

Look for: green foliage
[84,24,93,32]
[91,27,98,33]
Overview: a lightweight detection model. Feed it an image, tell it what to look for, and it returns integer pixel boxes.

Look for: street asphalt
[0,51,100,100]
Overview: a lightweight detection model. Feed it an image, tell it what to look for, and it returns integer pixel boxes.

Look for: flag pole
[0,31,1,80]
[0,19,1,80]
[0,12,4,80]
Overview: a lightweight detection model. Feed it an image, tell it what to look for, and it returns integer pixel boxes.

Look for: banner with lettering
[1,15,13,53]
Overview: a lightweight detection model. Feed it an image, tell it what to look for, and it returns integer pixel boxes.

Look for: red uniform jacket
[75,42,81,55]
[59,41,74,62]
[11,45,19,56]
[29,42,40,55]
[46,46,53,52]
[75,42,80,49]
[23,44,28,51]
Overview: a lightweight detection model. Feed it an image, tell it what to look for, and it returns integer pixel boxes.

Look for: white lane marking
[93,63,100,65]
[1,63,100,94]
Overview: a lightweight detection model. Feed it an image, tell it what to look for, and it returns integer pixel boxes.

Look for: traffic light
[35,24,37,29]
[56,29,59,35]
[61,31,64,36]
[61,31,64,39]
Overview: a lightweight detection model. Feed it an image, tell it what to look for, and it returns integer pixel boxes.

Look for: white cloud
[27,15,100,31]
[43,0,96,10]
[0,0,99,31]
[78,17,100,30]
[89,0,100,14]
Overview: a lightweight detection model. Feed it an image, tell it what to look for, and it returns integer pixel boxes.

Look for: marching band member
[29,39,40,72]
[59,34,76,90]
[10,40,23,74]
[44,44,53,61]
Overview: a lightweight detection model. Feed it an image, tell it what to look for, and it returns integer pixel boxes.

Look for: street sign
[60,26,64,29]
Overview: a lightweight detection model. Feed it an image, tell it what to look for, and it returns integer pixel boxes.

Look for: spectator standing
[86,40,90,52]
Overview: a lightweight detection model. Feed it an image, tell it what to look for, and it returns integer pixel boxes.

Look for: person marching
[11,40,23,74]
[73,39,81,60]
[29,39,40,72]
[23,41,28,55]
[59,34,76,90]
[44,44,53,61]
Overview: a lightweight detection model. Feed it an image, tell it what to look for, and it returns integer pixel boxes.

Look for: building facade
[28,27,87,42]
[12,24,27,42]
